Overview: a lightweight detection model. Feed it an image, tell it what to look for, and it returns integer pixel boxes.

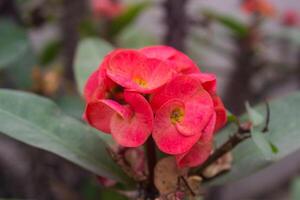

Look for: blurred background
[0,0,299,199]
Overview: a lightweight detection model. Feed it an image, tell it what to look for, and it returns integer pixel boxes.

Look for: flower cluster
[83,46,227,168]
[90,0,123,19]
[281,10,299,27]
[241,0,275,17]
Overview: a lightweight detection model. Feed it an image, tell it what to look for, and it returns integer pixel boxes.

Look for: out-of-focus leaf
[203,11,249,38]
[108,2,149,37]
[55,94,85,119]
[269,142,279,154]
[291,177,300,200]
[251,130,273,160]
[100,189,129,200]
[208,92,300,185]
[0,20,29,69]
[5,49,36,89]
[268,27,300,45]
[39,40,62,65]
[74,38,114,95]
[0,89,132,184]
[226,110,239,124]
[117,25,158,48]
[0,20,36,89]
[81,180,102,200]
[245,102,264,126]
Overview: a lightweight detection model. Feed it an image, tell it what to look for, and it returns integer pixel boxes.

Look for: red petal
[212,95,227,132]
[110,91,153,147]
[140,45,200,74]
[83,50,120,102]
[150,75,201,111]
[200,113,216,142]
[107,50,172,93]
[176,141,212,168]
[85,100,115,133]
[84,70,100,102]
[152,99,202,155]
[190,73,217,94]
[151,75,213,112]
[176,101,214,137]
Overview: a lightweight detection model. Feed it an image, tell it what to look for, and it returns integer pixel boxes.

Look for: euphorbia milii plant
[83,45,227,197]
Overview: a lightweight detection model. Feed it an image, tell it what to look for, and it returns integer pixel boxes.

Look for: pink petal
[97,176,117,187]
[150,75,213,112]
[107,50,172,93]
[139,58,174,92]
[200,112,216,142]
[190,73,217,94]
[140,45,176,60]
[85,100,115,133]
[110,91,153,147]
[212,95,227,132]
[176,141,213,168]
[83,50,120,102]
[84,70,100,102]
[139,45,200,74]
[176,101,214,136]
[152,99,202,155]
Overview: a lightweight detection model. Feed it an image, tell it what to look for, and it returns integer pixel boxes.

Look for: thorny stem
[179,176,195,196]
[192,125,251,175]
[262,101,270,132]
[145,137,158,199]
[193,102,271,176]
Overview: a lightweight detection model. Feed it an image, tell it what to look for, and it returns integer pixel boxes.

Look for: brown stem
[60,0,87,82]
[223,15,262,114]
[192,126,251,175]
[0,0,23,24]
[179,176,195,196]
[145,137,158,199]
[262,101,270,133]
[163,0,190,51]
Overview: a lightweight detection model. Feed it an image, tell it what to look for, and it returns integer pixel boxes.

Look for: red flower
[90,0,123,19]
[83,45,227,168]
[241,0,276,17]
[139,46,200,74]
[106,50,174,93]
[282,10,299,27]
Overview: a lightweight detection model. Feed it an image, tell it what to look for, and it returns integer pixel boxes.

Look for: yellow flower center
[133,77,147,87]
[170,108,184,124]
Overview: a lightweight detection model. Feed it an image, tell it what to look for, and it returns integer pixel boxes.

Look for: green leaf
[245,102,265,126]
[226,110,239,124]
[0,20,36,89]
[291,177,300,200]
[269,142,279,154]
[108,2,149,38]
[117,25,158,48]
[251,130,273,160]
[0,20,30,69]
[39,40,62,65]
[74,38,114,95]
[0,89,131,184]
[203,11,249,38]
[209,92,300,185]
[55,94,85,119]
[4,48,36,89]
[100,189,129,200]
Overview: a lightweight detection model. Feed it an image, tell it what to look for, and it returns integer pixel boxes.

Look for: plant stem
[192,125,251,175]
[145,137,158,198]
[163,0,190,51]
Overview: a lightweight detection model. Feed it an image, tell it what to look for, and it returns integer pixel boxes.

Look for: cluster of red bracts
[90,0,123,19]
[83,46,227,168]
